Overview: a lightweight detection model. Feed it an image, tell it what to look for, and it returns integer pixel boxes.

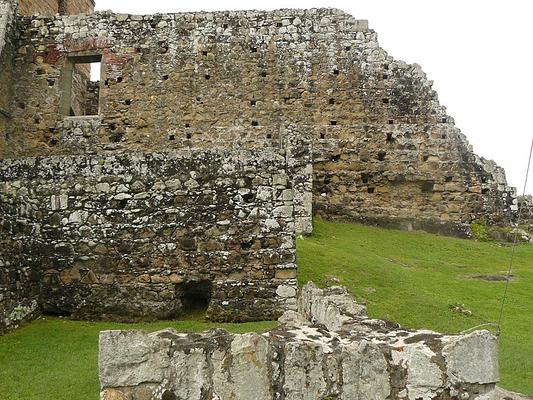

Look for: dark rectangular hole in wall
[445,176,453,182]
[422,155,429,162]
[333,69,339,75]
[482,188,490,194]
[250,99,257,106]
[320,133,325,139]
[377,151,386,161]
[382,98,389,104]
[65,54,102,116]
[330,120,337,126]
[186,133,192,139]
[367,187,375,194]
[251,121,259,126]
[361,173,369,184]
[178,280,213,317]
[329,98,335,105]
[421,181,434,193]
[386,133,393,142]
[388,119,394,124]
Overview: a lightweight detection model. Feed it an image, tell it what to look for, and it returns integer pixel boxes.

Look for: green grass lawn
[298,219,533,395]
[0,317,276,400]
[1,218,532,398]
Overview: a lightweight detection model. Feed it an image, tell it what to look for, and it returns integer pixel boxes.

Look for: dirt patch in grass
[471,274,514,282]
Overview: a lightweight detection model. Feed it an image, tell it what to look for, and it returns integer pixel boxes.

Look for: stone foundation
[99,282,499,400]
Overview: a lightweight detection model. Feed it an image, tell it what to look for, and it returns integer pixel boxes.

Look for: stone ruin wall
[0,0,16,156]
[0,148,305,333]
[99,282,499,400]
[17,0,94,16]
[0,8,517,236]
[0,4,521,332]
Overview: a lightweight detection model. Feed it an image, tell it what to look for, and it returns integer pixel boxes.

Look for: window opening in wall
[61,54,102,117]
[367,187,375,194]
[386,133,393,142]
[377,151,386,161]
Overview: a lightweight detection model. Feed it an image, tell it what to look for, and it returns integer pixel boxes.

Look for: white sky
[95,0,533,195]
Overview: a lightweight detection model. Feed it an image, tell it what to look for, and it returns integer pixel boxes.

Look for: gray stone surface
[442,329,500,385]
[99,282,499,400]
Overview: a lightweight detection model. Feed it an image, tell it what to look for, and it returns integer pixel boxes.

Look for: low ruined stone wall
[99,282,499,400]
[0,149,300,323]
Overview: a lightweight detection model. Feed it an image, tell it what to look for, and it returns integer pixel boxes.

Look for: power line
[496,136,533,336]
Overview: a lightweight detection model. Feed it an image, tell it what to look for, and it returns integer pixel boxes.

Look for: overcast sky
[95,0,533,195]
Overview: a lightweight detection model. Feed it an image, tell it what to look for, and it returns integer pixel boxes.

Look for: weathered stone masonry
[0,3,521,332]
[0,7,517,234]
[99,283,499,400]
[0,149,301,331]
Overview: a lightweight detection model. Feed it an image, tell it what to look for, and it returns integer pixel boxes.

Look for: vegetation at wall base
[0,219,531,399]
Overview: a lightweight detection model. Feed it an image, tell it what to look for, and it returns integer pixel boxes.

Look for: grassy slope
[0,218,531,398]
[0,318,275,400]
[298,219,533,394]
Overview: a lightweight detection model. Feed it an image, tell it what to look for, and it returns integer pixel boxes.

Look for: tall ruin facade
[0,1,519,332]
